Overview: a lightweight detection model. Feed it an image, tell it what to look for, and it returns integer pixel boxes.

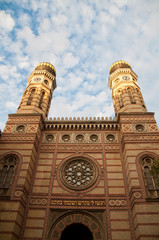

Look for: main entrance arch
[60,223,93,240]
[47,211,106,240]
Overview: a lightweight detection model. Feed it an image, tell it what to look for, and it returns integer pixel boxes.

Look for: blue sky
[0,0,159,130]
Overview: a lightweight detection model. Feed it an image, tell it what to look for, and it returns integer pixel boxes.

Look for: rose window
[61,158,98,190]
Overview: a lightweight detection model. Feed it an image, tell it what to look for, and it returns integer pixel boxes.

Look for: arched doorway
[47,211,106,240]
[60,223,93,240]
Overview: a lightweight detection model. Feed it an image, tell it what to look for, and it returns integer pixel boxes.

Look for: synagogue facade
[0,61,159,240]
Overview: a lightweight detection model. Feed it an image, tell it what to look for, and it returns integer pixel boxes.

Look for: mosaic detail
[8,116,41,123]
[30,198,47,205]
[3,125,14,133]
[0,136,35,141]
[27,124,38,133]
[121,116,154,122]
[124,135,159,141]
[122,124,133,132]
[109,199,127,206]
[41,145,56,150]
[104,145,120,150]
[148,124,158,132]
[132,192,142,199]
[57,145,102,151]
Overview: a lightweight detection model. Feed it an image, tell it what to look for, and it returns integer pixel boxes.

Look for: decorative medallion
[135,124,145,132]
[16,125,25,133]
[62,134,71,142]
[106,134,115,142]
[45,134,54,142]
[89,134,98,142]
[60,157,98,191]
[75,134,84,142]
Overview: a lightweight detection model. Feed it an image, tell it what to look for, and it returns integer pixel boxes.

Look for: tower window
[0,155,17,194]
[141,156,159,198]
[117,90,124,108]
[44,79,48,85]
[27,88,35,105]
[127,87,136,104]
[39,90,45,109]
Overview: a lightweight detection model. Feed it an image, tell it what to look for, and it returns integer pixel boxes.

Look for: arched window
[27,88,35,105]
[0,155,17,193]
[116,90,124,108]
[127,87,136,104]
[39,90,45,109]
[141,156,159,198]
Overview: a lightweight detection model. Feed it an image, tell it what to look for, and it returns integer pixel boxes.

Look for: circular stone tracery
[61,158,98,190]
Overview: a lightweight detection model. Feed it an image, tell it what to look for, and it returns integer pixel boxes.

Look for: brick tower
[0,60,159,240]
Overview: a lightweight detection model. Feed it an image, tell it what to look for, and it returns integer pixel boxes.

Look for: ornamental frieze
[120,116,154,122]
[109,199,127,207]
[0,136,35,141]
[8,116,41,123]
[123,135,159,141]
[30,198,47,205]
[57,145,102,151]
[104,145,120,150]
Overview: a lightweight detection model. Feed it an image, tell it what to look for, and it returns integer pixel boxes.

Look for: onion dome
[109,60,131,75]
[35,62,56,76]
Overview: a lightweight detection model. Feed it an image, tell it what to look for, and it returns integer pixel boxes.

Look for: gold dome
[35,62,56,76]
[109,60,131,75]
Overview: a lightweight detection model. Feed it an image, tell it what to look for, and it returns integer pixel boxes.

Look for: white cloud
[63,53,79,69]
[5,101,17,109]
[0,11,15,33]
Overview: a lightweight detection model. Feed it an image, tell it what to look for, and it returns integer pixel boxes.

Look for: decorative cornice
[43,117,119,131]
